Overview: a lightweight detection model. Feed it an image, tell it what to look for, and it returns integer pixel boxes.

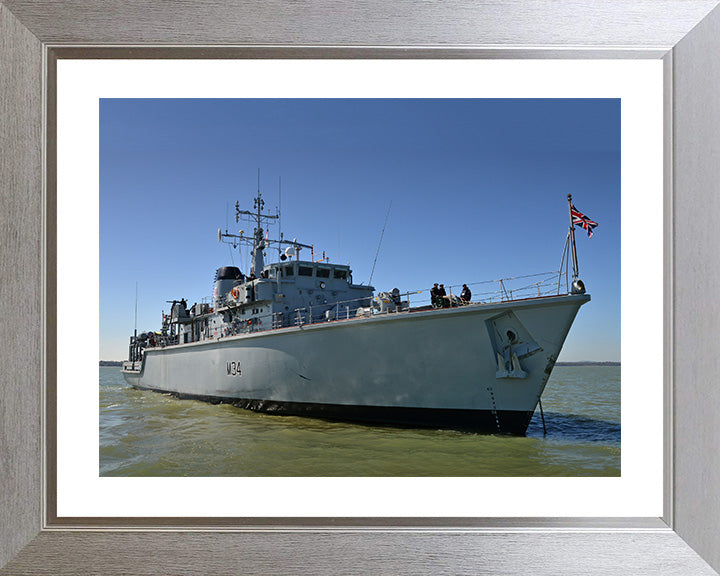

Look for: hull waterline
[123,293,589,434]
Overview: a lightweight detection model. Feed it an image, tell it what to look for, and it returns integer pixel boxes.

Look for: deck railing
[133,268,570,354]
[267,269,568,331]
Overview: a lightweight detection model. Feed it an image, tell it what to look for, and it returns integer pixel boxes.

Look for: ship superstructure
[123,190,592,435]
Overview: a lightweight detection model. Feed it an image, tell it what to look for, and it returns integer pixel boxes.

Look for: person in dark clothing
[461,284,472,303]
[430,283,440,307]
[438,284,449,308]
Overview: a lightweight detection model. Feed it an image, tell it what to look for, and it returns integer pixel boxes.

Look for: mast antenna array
[218,179,312,270]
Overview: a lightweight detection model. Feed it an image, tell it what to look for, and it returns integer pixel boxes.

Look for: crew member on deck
[461,284,472,303]
[430,283,440,307]
[438,284,449,308]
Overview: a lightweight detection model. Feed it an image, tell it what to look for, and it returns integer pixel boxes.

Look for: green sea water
[99,365,620,477]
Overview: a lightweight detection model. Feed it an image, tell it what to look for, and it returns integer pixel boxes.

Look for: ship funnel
[214,266,243,308]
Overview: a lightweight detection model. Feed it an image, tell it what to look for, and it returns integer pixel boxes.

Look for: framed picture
[2,2,720,574]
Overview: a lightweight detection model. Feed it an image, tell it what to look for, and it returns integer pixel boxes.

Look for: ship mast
[219,180,313,273]
[567,194,580,280]
[234,190,278,276]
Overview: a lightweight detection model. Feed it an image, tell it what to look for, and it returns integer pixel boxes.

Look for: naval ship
[122,191,592,435]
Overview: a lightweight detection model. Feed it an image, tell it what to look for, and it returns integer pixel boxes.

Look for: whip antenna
[134,281,138,337]
[369,200,392,285]
[278,176,283,256]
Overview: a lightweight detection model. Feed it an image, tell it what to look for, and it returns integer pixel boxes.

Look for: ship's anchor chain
[538,397,548,435]
[486,386,501,432]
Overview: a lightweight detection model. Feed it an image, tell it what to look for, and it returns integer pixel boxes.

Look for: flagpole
[567,194,579,280]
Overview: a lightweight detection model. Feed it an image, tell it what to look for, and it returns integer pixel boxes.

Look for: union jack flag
[571,204,598,238]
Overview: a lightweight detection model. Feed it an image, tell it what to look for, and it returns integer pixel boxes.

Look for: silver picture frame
[2,1,720,574]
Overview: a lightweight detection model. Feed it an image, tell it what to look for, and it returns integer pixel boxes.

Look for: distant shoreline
[100,360,619,367]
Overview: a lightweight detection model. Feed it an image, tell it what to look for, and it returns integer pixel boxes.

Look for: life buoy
[231,286,240,299]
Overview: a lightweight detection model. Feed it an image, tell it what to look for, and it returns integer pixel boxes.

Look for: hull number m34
[226,361,242,376]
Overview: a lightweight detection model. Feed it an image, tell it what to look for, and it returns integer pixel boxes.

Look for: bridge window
[333,269,347,280]
[299,266,313,276]
[284,265,294,276]
[317,268,330,278]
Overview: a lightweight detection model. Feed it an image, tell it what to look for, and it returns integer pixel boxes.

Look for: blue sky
[100,98,620,361]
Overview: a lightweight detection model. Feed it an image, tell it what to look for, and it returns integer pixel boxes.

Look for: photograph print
[99,98,620,477]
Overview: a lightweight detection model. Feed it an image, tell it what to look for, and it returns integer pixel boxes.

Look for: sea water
[99,365,620,477]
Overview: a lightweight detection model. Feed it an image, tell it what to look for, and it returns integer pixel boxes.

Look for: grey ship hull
[122,294,589,434]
